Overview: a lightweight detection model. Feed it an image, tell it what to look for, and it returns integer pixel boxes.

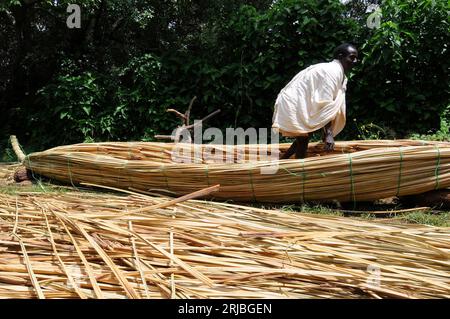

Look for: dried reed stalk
[0,190,448,299]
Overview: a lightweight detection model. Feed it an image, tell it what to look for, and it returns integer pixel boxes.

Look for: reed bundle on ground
[0,189,448,299]
[0,163,22,186]
[23,140,450,203]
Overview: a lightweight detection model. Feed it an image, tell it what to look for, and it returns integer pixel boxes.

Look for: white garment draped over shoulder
[272,59,347,137]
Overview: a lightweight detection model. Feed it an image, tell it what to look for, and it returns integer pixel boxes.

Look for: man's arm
[322,122,334,152]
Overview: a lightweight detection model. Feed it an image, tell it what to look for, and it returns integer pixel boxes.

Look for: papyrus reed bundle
[23,140,450,203]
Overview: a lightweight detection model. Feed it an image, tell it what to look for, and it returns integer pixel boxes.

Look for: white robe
[272,59,347,137]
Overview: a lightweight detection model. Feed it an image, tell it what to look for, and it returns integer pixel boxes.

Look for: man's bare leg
[281,135,310,159]
[281,139,298,159]
[295,135,309,159]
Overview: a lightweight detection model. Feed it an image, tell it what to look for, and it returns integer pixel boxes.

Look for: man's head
[333,43,358,73]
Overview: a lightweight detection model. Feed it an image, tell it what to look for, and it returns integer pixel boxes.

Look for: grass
[1,161,449,227]
[0,183,68,195]
[0,178,83,195]
[244,202,450,227]
[282,203,345,217]
[399,211,450,227]
[408,111,450,142]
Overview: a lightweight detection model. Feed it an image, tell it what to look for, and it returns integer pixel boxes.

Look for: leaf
[82,106,91,116]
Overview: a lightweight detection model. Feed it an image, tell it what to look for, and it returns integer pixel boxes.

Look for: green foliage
[352,119,391,139]
[409,105,450,141]
[0,182,73,195]
[348,0,450,137]
[0,0,449,155]
[1,147,16,162]
[299,203,345,216]
[39,70,105,142]
[400,211,450,227]
[36,54,165,145]
[158,0,359,131]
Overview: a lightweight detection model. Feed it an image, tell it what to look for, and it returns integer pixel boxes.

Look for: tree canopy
[1,0,449,157]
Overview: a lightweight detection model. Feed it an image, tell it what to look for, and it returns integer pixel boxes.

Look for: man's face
[340,47,358,73]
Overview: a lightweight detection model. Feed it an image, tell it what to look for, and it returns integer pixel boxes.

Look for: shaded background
[0,0,449,158]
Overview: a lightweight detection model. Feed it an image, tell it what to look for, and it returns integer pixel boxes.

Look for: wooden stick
[184,109,221,130]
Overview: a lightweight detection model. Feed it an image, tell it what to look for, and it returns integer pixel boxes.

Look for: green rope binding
[248,167,257,202]
[348,154,356,207]
[279,161,307,202]
[434,146,441,190]
[24,155,38,182]
[396,148,404,197]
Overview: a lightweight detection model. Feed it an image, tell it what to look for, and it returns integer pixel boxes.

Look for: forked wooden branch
[185,109,221,130]
[156,96,220,142]
[166,109,187,124]
[184,96,197,126]
[154,135,173,140]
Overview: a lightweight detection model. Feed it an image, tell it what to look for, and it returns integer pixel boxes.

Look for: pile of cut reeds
[0,163,21,185]
[0,188,448,299]
[23,140,450,203]
[0,163,20,178]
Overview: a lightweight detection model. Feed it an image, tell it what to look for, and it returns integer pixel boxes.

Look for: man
[272,43,358,159]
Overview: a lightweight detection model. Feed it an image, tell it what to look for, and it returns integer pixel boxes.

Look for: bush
[1,0,448,155]
[34,54,167,147]
[347,0,450,137]
[409,105,450,141]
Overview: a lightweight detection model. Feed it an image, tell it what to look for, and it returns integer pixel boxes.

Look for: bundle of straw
[0,163,21,185]
[24,140,450,203]
[24,139,450,163]
[0,189,448,299]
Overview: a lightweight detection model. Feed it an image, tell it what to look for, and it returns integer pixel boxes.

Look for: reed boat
[23,139,450,203]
